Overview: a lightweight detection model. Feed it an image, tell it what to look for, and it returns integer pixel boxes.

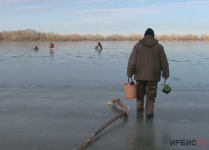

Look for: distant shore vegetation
[0,29,209,41]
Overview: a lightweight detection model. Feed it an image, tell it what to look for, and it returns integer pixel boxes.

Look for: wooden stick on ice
[74,98,129,150]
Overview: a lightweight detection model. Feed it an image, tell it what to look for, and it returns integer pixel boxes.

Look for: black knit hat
[144,28,155,37]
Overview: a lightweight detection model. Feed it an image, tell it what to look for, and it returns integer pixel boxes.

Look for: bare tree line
[0,29,209,41]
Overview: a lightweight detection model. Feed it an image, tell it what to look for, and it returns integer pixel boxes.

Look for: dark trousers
[136,80,158,114]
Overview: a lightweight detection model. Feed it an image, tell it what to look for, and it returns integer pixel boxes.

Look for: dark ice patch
[173,77,181,81]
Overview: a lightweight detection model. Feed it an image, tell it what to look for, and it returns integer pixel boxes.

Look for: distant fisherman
[98,42,103,49]
[127,28,169,119]
[35,46,39,50]
[32,46,39,51]
[50,43,54,53]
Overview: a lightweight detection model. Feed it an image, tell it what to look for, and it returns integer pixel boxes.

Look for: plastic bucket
[124,83,137,99]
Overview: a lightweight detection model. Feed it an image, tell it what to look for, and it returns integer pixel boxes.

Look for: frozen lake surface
[0,41,209,91]
[0,41,209,150]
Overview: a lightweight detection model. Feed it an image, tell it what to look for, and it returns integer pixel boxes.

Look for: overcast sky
[1,0,209,35]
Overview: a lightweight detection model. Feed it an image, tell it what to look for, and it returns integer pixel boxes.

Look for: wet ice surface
[0,41,209,150]
[0,41,209,91]
[1,89,209,150]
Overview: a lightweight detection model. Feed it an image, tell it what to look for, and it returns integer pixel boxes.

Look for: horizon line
[0,29,209,36]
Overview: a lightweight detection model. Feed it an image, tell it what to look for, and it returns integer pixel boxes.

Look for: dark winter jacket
[127,35,169,81]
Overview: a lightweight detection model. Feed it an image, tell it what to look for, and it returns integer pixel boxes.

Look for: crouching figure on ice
[127,28,169,119]
[95,42,103,50]
[98,42,103,49]
[32,46,39,51]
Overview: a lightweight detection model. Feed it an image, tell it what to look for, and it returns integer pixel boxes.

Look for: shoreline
[1,40,209,42]
[1,29,209,42]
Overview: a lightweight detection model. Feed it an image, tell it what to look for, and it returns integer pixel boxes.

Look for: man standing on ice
[50,43,54,53]
[127,28,169,118]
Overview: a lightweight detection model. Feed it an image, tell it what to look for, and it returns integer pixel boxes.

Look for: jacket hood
[140,35,158,47]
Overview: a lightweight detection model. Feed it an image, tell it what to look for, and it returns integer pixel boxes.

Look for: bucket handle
[161,78,166,88]
[128,77,134,85]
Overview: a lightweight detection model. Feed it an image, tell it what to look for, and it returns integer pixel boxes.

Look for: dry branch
[74,98,129,150]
